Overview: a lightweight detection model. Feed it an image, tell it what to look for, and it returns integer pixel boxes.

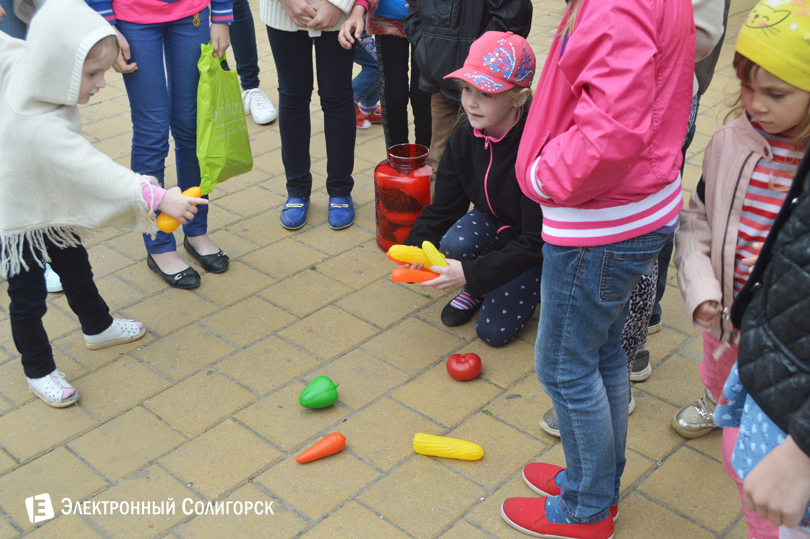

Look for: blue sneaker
[328,195,354,230]
[280,197,309,229]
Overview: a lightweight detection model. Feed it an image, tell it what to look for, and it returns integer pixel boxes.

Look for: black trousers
[376,34,432,150]
[6,237,112,378]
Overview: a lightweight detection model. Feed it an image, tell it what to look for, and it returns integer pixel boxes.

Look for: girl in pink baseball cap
[398,31,544,347]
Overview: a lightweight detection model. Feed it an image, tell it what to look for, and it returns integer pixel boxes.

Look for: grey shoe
[539,393,637,438]
[630,349,652,382]
[671,390,718,439]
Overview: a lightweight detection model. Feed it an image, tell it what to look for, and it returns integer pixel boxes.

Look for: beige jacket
[674,114,773,343]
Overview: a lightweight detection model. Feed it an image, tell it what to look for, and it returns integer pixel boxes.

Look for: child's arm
[338,3,368,49]
[673,137,723,329]
[210,0,234,58]
[743,435,810,529]
[157,187,208,224]
[402,0,422,49]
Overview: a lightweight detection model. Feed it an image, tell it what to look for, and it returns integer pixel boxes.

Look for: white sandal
[84,319,146,350]
[28,370,79,408]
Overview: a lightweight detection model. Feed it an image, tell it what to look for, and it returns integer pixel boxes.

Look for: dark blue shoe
[280,197,309,229]
[328,195,354,230]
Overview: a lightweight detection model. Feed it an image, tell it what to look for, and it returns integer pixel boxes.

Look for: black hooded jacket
[403,0,533,105]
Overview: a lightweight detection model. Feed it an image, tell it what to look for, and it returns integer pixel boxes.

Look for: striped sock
[449,291,481,310]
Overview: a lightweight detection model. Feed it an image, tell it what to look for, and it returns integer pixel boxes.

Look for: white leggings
[781,526,810,539]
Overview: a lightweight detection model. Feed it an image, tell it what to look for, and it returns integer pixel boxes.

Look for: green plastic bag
[196,43,252,196]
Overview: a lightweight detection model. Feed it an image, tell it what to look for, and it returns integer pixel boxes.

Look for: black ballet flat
[147,254,201,289]
[183,237,229,274]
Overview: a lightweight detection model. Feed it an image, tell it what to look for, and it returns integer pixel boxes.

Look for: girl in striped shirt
[673,2,809,535]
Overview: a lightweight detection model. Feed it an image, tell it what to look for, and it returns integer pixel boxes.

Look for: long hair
[559,0,583,36]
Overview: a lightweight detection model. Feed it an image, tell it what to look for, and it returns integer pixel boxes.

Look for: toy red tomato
[446,353,482,381]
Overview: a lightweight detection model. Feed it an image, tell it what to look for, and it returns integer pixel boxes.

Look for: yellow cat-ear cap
[735,0,810,93]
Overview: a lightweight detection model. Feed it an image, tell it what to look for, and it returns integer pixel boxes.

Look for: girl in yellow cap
[674,1,810,538]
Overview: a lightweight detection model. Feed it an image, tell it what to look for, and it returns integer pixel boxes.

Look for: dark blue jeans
[0,0,26,38]
[440,210,541,347]
[230,0,261,91]
[352,33,380,108]
[536,232,671,523]
[6,238,112,378]
[266,28,355,198]
[117,10,211,254]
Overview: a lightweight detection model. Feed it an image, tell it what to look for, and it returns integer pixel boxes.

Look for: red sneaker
[501,497,615,539]
[355,104,371,129]
[367,104,382,124]
[523,463,619,522]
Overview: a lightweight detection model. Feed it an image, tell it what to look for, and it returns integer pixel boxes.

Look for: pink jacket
[674,114,772,343]
[515,0,695,246]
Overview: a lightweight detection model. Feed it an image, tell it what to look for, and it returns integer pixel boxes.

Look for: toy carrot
[391,268,439,283]
[296,432,346,463]
[156,186,202,233]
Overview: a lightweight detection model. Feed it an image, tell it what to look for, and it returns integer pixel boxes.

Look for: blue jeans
[0,0,27,38]
[230,0,260,91]
[117,10,211,254]
[266,27,355,198]
[440,210,541,347]
[352,33,380,108]
[536,232,671,523]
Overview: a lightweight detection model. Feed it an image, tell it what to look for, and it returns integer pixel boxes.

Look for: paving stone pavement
[0,0,762,537]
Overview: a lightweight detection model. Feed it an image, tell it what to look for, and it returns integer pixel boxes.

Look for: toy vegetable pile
[387,241,448,283]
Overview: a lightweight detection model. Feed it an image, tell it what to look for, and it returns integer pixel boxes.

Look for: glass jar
[374,144,432,251]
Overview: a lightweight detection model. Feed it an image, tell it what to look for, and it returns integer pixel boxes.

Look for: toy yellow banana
[421,241,448,267]
[388,244,431,266]
[413,433,483,460]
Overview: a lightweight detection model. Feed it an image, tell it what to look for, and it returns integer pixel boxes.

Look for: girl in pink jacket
[501,0,694,537]
[673,2,810,536]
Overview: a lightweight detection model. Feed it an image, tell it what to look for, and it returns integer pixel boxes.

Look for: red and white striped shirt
[733,120,806,296]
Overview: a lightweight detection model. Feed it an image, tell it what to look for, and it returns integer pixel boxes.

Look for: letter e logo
[25,493,54,524]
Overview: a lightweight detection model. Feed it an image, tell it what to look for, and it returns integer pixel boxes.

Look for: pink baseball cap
[444,31,536,93]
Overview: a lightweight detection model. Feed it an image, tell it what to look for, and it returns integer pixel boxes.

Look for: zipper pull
[193,13,201,27]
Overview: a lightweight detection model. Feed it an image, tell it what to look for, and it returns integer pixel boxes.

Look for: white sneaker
[242,88,277,125]
[44,263,62,293]
[84,319,146,350]
[28,370,79,408]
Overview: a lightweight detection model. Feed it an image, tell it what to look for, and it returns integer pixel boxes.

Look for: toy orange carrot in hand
[156,186,205,232]
[296,433,346,463]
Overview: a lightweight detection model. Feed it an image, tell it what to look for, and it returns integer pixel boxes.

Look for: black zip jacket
[731,145,810,458]
[404,113,544,298]
[403,0,533,105]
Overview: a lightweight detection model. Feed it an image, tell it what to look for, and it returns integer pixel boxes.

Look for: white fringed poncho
[0,0,157,278]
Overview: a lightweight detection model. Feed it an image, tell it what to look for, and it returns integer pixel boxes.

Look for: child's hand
[210,23,230,58]
[740,242,764,273]
[744,435,810,528]
[280,0,317,27]
[307,1,343,31]
[422,259,466,291]
[338,6,366,49]
[693,300,722,329]
[112,27,138,74]
[0,4,6,21]
[157,187,209,224]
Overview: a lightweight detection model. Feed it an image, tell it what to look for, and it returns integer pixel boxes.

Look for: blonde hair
[726,52,810,146]
[559,0,583,37]
[86,35,119,64]
[454,81,534,128]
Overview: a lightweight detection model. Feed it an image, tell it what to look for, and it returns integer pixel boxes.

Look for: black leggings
[6,237,112,378]
[376,34,432,150]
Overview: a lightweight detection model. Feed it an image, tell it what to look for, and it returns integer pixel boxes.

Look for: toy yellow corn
[413,433,483,460]
[388,244,431,266]
[421,241,448,267]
